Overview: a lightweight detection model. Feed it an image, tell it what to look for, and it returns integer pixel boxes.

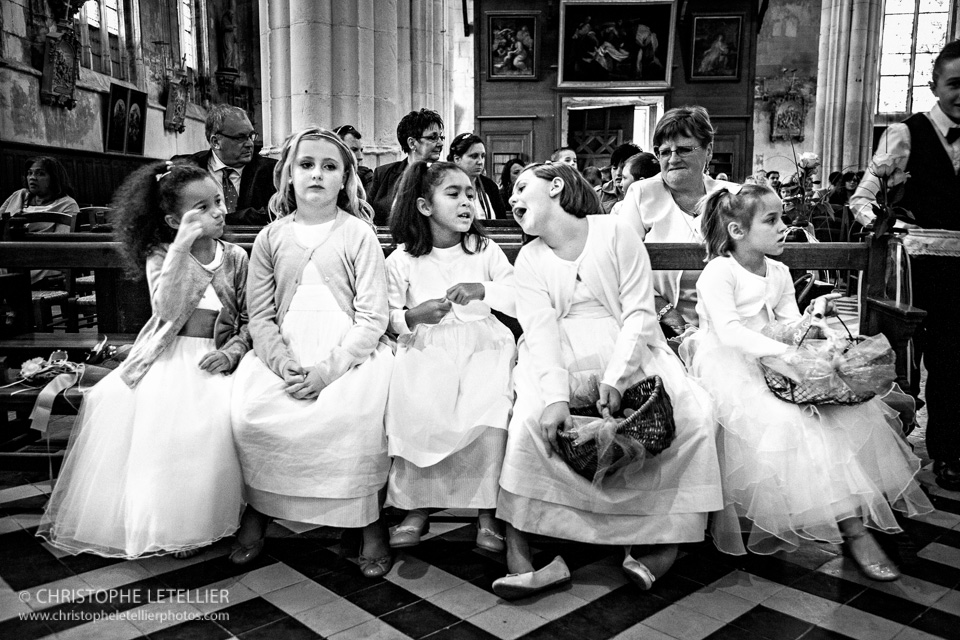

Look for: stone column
[259,0,457,166]
[813,0,883,177]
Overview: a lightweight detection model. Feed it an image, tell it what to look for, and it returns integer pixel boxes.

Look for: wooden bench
[0,231,925,470]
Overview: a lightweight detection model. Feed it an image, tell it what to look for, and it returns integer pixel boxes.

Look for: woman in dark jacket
[447,133,507,220]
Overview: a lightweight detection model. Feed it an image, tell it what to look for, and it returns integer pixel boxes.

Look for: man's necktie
[947,127,960,144]
[222,168,239,213]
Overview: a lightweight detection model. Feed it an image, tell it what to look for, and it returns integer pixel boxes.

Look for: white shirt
[850,103,960,226]
[207,151,245,200]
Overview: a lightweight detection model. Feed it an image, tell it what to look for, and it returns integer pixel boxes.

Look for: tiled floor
[2,462,960,640]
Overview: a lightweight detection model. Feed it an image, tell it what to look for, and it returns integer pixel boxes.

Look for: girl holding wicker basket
[492,162,724,600]
[681,184,932,581]
[383,161,517,554]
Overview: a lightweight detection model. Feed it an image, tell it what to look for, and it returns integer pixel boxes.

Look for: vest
[901,114,960,231]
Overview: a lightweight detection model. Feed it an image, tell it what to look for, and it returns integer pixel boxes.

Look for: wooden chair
[76,206,113,233]
[2,211,78,331]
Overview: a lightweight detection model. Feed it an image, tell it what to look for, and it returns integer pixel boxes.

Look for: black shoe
[934,460,960,491]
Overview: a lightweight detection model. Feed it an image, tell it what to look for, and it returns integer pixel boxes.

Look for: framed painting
[487,11,540,81]
[689,15,742,82]
[558,0,676,89]
[125,88,148,155]
[105,84,129,153]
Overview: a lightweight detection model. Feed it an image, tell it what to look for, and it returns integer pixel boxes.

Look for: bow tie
[947,127,960,144]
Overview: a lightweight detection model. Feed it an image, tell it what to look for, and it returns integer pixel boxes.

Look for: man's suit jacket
[177,150,278,226]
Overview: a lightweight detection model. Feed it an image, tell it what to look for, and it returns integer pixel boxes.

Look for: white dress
[682,256,933,555]
[37,245,243,558]
[498,217,724,545]
[231,220,393,527]
[384,240,516,509]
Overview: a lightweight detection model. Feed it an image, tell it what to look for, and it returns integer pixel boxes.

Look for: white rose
[870,152,898,178]
[797,152,821,170]
[887,167,910,187]
[20,357,45,378]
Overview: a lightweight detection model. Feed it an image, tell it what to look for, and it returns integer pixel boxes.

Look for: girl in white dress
[230,127,395,577]
[37,162,248,558]
[493,163,724,599]
[384,161,516,552]
[682,184,932,580]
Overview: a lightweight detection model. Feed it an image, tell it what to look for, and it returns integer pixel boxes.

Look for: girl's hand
[172,208,207,247]
[809,292,843,319]
[285,367,326,400]
[540,401,572,457]
[445,283,485,305]
[597,383,622,415]
[198,350,231,374]
[281,360,304,386]
[404,298,453,328]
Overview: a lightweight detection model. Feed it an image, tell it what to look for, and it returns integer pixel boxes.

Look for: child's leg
[624,544,678,581]
[505,523,535,574]
[230,505,270,565]
[359,517,392,578]
[839,517,898,581]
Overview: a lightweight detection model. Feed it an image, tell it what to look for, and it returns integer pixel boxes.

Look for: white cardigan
[514,215,667,406]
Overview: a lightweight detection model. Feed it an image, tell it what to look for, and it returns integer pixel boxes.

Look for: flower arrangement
[866,152,913,237]
[17,352,80,384]
[777,151,834,240]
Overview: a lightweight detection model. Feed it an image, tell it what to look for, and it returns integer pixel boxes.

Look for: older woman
[616,106,736,337]
[448,133,507,220]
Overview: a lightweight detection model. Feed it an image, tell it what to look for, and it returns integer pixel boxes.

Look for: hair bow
[156,160,175,182]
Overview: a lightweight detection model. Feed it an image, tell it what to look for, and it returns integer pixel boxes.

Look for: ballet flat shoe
[172,547,203,560]
[476,523,506,553]
[492,556,571,600]
[229,538,265,566]
[389,519,430,548]
[359,553,393,578]
[844,532,900,582]
[622,556,655,590]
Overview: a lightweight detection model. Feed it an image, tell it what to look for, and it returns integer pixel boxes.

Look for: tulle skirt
[683,331,934,555]
[386,315,514,466]
[497,315,724,545]
[37,336,243,558]
[231,283,392,527]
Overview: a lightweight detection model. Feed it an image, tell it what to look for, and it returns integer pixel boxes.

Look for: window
[79,0,128,80]
[178,0,197,71]
[876,0,955,117]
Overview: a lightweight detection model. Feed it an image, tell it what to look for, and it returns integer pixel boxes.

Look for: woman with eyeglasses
[448,133,507,220]
[615,106,737,341]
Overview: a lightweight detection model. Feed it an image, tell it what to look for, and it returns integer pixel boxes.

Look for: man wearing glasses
[369,108,445,225]
[177,104,277,225]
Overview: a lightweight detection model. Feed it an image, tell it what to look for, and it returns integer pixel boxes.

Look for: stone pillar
[813,0,883,177]
[259,0,456,166]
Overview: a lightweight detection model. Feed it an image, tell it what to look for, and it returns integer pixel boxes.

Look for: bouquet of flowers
[16,352,80,384]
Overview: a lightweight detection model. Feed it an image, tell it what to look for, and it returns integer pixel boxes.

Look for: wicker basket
[557,375,675,481]
[758,317,875,406]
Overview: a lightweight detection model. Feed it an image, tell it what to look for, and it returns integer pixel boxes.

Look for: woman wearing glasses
[448,133,507,220]
[615,106,737,340]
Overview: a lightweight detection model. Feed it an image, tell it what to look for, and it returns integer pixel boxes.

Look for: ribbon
[30,368,82,434]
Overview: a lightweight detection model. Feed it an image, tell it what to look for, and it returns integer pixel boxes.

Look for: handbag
[556,375,675,482]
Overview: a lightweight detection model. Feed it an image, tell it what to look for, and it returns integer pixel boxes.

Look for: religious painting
[163,79,188,133]
[689,15,742,82]
[770,94,807,142]
[40,26,80,109]
[487,12,540,81]
[125,88,148,155]
[558,0,675,89]
[105,84,128,153]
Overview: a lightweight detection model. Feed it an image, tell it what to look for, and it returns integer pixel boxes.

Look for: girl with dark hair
[37,161,250,558]
[384,161,517,552]
[682,184,931,579]
[230,127,394,577]
[492,162,722,599]
[448,133,507,219]
[1,156,80,282]
[498,157,526,206]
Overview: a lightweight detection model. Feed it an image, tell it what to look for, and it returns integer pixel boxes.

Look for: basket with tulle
[758,316,892,406]
[557,375,675,482]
